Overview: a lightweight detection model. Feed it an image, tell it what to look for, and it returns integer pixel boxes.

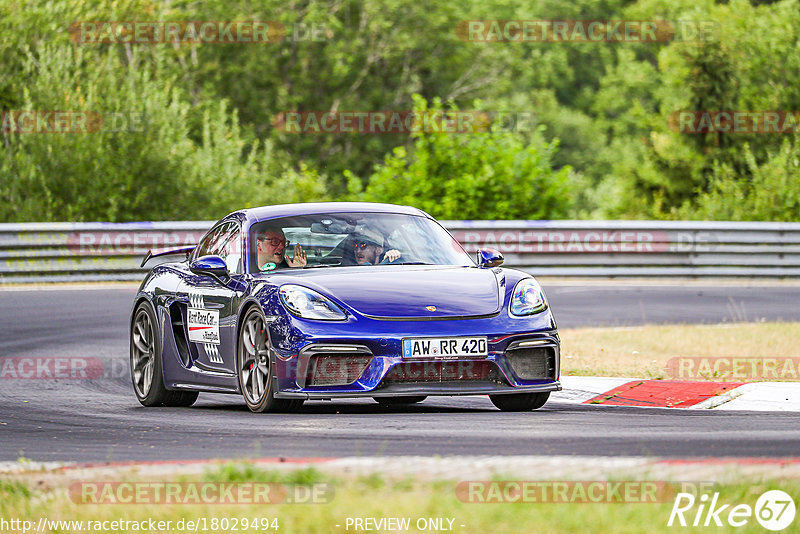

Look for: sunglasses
[261,237,290,247]
[354,241,379,249]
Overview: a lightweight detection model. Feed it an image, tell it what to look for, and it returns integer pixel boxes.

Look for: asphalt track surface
[2,283,799,462]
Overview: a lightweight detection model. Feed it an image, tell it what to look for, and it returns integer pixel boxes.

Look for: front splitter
[274,380,561,399]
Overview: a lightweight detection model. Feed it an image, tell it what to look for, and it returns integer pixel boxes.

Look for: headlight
[510,278,548,316]
[279,285,347,320]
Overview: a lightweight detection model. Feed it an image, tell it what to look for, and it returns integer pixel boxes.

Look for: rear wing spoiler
[140,245,196,268]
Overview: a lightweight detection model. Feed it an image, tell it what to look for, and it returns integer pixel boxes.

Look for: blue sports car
[130,202,560,412]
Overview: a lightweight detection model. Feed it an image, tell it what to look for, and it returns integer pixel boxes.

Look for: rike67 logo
[668,490,796,531]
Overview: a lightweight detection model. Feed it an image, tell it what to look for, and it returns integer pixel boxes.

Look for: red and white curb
[555,376,800,411]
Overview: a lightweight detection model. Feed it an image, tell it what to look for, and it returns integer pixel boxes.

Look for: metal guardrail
[0,222,208,283]
[2,220,800,283]
[446,220,800,278]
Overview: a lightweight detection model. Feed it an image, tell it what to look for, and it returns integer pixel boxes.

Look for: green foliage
[352,97,574,219]
[0,40,326,222]
[356,472,386,490]
[1,0,799,222]
[679,137,800,221]
[587,0,800,219]
[0,479,31,500]
[205,463,332,485]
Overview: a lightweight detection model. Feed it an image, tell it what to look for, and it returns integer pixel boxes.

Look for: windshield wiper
[391,262,432,265]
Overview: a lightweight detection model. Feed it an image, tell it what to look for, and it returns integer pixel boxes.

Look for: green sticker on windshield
[261,262,276,272]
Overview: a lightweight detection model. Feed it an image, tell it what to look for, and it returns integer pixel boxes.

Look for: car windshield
[249,212,473,272]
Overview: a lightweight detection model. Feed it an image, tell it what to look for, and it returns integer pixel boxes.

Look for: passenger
[255,228,307,271]
[351,229,401,265]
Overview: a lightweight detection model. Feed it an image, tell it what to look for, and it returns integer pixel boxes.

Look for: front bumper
[268,313,561,399]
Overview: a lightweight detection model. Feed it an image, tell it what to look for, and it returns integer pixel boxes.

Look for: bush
[0,44,327,222]
[350,96,575,220]
[679,137,800,221]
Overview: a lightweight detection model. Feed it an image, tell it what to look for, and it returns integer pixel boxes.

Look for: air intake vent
[506,345,556,380]
[306,354,372,386]
[169,302,193,367]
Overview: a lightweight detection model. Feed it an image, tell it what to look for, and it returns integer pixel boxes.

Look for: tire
[130,301,198,407]
[237,308,302,413]
[489,392,550,412]
[373,396,427,405]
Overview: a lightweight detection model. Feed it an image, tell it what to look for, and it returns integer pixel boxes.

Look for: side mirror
[477,248,504,268]
[189,255,229,280]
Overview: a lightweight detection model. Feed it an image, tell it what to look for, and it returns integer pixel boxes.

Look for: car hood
[267,266,502,319]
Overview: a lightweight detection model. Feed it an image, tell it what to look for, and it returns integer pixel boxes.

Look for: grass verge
[1,462,798,534]
[560,321,800,379]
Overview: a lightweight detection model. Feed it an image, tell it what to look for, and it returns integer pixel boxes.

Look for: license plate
[402,337,488,359]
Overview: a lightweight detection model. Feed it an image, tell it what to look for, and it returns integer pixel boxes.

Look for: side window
[195,225,226,258]
[194,223,242,274]
[218,226,242,274]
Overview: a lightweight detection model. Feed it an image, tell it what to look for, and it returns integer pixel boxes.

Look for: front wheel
[238,308,302,413]
[490,392,550,412]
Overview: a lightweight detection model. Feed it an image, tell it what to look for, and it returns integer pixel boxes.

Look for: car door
[180,221,246,375]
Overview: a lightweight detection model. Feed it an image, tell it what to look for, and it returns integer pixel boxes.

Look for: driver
[256,227,307,271]
[352,228,401,265]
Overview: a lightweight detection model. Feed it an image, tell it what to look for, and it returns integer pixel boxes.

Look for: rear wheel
[238,308,302,413]
[490,392,549,412]
[130,302,198,407]
[373,396,427,405]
